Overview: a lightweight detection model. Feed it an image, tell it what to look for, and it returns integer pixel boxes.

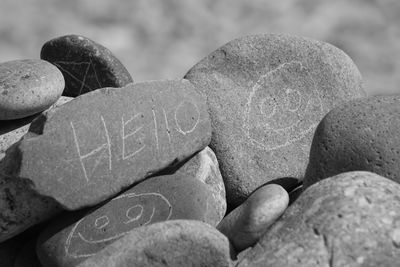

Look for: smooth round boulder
[238,171,400,267]
[77,220,233,267]
[0,59,64,120]
[304,95,400,189]
[184,33,365,207]
[217,184,288,252]
[41,34,133,97]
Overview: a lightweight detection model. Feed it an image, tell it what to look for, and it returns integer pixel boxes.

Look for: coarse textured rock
[41,34,133,97]
[304,95,400,189]
[0,59,64,120]
[0,97,73,161]
[217,184,288,252]
[37,146,225,267]
[77,220,233,267]
[184,33,365,207]
[1,80,210,210]
[237,171,400,267]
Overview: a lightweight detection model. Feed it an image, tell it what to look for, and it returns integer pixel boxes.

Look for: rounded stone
[238,171,400,266]
[184,33,365,207]
[217,184,288,252]
[0,59,65,120]
[37,147,225,267]
[304,95,400,189]
[41,34,133,97]
[77,220,233,267]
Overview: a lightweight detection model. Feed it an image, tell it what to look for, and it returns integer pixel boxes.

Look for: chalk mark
[122,114,146,160]
[152,109,159,152]
[65,192,172,258]
[53,61,93,95]
[174,101,200,135]
[243,61,323,152]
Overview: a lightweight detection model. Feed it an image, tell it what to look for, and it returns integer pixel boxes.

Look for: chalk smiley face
[244,61,323,151]
[65,192,172,258]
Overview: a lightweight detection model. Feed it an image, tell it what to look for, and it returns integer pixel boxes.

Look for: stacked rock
[2,32,399,266]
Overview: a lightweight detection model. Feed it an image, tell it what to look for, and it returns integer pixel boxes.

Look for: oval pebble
[184,33,365,208]
[304,95,400,189]
[77,220,233,267]
[238,171,400,266]
[0,59,64,120]
[41,34,133,97]
[217,184,288,252]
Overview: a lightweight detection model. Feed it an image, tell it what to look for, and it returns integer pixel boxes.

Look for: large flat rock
[1,80,211,210]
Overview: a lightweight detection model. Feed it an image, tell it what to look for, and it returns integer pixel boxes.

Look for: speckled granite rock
[41,34,133,97]
[1,80,211,211]
[237,171,400,267]
[0,59,64,120]
[217,184,288,252]
[184,33,365,207]
[304,95,400,189]
[77,220,233,267]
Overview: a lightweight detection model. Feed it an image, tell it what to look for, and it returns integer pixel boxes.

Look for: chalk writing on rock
[53,59,101,95]
[244,61,323,151]
[67,100,200,183]
[64,192,172,258]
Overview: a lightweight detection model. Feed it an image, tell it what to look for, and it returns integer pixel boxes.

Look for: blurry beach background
[0,0,399,96]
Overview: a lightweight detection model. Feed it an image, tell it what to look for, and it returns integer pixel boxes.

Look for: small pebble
[217,184,289,252]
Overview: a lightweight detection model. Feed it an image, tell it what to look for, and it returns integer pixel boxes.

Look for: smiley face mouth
[244,61,323,151]
[64,192,172,259]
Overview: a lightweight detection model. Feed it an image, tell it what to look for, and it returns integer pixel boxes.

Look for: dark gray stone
[77,220,233,267]
[41,34,133,97]
[0,59,64,120]
[1,80,211,210]
[304,95,400,189]
[238,171,400,267]
[184,33,365,207]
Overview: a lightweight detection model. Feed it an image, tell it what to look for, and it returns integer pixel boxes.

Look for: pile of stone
[1,33,399,266]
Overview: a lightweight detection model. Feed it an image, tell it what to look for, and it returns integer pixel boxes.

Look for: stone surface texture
[238,171,400,267]
[304,95,400,189]
[41,34,133,97]
[0,59,64,120]
[184,33,365,207]
[1,80,211,210]
[77,220,233,267]
[217,184,288,252]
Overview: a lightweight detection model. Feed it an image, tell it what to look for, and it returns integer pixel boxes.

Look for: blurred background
[0,0,399,96]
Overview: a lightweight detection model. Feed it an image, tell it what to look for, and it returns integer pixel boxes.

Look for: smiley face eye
[285,88,302,112]
[94,215,110,229]
[125,205,144,224]
[259,96,276,118]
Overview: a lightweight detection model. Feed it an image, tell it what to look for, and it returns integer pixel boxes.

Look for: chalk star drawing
[54,58,102,95]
